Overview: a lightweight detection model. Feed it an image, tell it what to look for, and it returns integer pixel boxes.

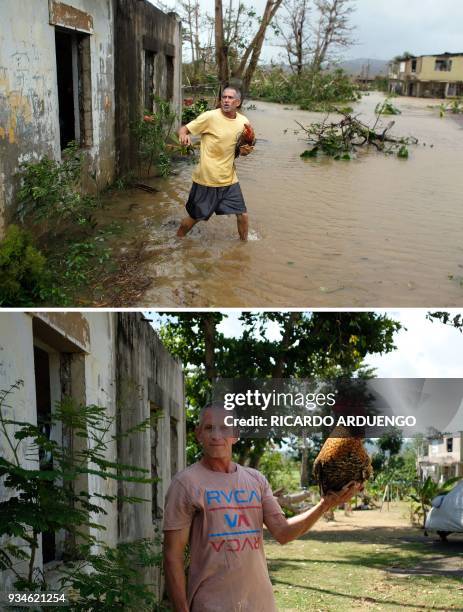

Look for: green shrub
[259,449,300,492]
[375,98,401,115]
[0,224,48,306]
[182,98,210,124]
[250,68,361,110]
[17,142,98,227]
[60,539,166,611]
[132,98,177,177]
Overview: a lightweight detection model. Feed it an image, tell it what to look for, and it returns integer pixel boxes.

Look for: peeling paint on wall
[0,0,116,235]
[49,0,94,34]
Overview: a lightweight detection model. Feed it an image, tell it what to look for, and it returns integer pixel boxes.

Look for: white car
[425,479,463,541]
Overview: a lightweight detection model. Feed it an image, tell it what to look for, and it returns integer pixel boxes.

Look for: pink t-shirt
[163,462,284,612]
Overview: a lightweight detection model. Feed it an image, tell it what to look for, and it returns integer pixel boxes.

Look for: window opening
[170,416,178,476]
[435,59,452,72]
[144,51,156,112]
[166,55,174,101]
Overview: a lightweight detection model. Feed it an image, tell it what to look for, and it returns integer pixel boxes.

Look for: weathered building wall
[0,314,38,593]
[116,312,185,536]
[419,55,463,82]
[0,0,116,237]
[0,312,185,595]
[389,54,463,98]
[114,0,182,175]
[419,433,463,482]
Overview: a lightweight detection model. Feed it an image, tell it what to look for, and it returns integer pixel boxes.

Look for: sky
[149,309,463,378]
[150,0,463,63]
[149,309,463,433]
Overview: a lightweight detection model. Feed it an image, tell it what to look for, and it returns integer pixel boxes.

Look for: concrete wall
[114,0,182,175]
[0,311,185,594]
[0,0,116,237]
[419,433,463,482]
[419,55,463,82]
[428,433,463,464]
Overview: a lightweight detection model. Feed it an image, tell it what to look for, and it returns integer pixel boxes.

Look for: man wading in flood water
[176,87,254,241]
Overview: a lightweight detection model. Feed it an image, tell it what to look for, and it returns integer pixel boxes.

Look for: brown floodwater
[107,92,463,307]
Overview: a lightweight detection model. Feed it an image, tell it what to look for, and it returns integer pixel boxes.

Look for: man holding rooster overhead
[176,86,255,241]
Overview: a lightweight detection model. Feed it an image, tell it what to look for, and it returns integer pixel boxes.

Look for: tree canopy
[157,312,401,466]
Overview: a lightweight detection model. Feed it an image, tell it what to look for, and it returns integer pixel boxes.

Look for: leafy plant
[258,449,300,492]
[438,97,463,117]
[299,113,417,161]
[17,142,98,228]
[0,224,49,306]
[0,381,155,594]
[250,68,360,110]
[397,145,409,159]
[59,539,166,611]
[132,98,177,177]
[50,237,112,289]
[375,98,401,115]
[181,98,210,124]
[409,476,461,528]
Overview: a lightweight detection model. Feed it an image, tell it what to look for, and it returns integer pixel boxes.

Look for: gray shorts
[186,182,247,220]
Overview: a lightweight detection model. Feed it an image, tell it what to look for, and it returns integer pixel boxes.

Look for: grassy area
[265,502,463,611]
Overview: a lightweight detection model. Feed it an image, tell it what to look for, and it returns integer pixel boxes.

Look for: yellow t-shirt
[186,108,249,187]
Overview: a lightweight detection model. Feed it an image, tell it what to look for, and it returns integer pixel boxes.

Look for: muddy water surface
[109,92,463,307]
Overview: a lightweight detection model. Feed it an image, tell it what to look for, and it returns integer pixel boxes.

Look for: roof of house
[392,52,463,62]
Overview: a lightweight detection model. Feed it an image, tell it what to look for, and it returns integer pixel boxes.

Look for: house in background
[388,52,463,98]
[417,432,463,483]
[0,311,185,597]
[0,0,182,236]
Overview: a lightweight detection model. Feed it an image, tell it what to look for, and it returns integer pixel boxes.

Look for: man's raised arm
[163,526,190,612]
[264,482,362,545]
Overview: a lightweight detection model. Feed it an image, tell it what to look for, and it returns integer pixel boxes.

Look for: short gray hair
[223,86,241,100]
[197,402,237,430]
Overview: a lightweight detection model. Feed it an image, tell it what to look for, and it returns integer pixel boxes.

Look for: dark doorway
[55,30,76,149]
[55,29,93,149]
[33,346,56,565]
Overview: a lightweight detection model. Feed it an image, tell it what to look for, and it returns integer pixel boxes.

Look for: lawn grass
[265,502,463,611]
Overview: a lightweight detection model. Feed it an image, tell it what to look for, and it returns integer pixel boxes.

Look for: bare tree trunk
[300,431,309,487]
[277,0,309,75]
[310,0,355,72]
[193,1,202,67]
[231,0,283,93]
[215,0,229,90]
[203,314,216,382]
[272,312,301,378]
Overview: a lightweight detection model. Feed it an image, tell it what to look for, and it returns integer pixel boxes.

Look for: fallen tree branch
[297,111,419,160]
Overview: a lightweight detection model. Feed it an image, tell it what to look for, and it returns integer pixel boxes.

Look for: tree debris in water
[298,111,418,161]
[375,98,401,115]
[438,98,463,117]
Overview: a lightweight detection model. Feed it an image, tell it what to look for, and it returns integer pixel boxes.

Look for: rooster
[235,123,256,157]
[313,426,373,495]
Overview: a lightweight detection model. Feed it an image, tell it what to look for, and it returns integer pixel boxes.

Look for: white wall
[0,0,115,235]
